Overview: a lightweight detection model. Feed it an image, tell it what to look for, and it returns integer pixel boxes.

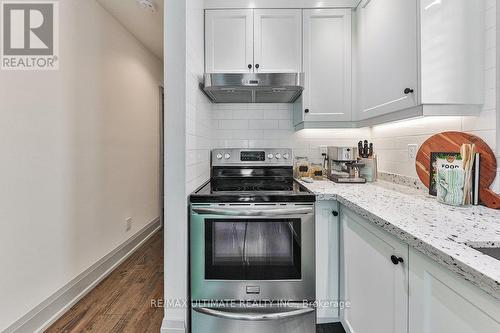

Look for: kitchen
[1,0,497,332]
[165,0,500,332]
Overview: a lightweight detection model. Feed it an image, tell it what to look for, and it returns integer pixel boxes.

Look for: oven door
[192,303,316,333]
[190,204,315,301]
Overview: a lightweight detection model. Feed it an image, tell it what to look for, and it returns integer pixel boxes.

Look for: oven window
[205,219,301,280]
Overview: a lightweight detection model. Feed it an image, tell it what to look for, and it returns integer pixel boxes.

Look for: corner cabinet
[294,9,353,128]
[205,9,302,73]
[340,207,408,333]
[354,0,484,125]
[409,247,500,333]
[315,201,341,323]
[338,205,500,333]
[354,0,418,120]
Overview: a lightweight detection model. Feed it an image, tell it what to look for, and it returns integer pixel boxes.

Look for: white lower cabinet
[338,205,500,333]
[340,207,408,333]
[315,201,340,323]
[409,247,500,333]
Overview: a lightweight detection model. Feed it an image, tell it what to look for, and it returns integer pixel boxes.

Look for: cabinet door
[302,9,352,122]
[409,248,500,333]
[253,9,302,73]
[205,10,253,73]
[356,0,418,120]
[315,201,340,323]
[341,208,408,333]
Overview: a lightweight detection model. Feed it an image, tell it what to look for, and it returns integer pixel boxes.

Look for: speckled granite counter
[298,179,500,300]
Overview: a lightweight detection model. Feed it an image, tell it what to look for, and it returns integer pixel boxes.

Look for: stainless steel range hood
[201,73,304,103]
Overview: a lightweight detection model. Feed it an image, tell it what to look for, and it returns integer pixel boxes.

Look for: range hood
[201,73,304,103]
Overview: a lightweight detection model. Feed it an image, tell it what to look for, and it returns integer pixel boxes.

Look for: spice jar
[310,163,324,180]
[294,156,310,178]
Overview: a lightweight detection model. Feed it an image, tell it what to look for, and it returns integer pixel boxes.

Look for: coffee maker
[327,147,366,184]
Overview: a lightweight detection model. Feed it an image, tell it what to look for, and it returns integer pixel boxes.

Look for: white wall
[371,0,499,192]
[0,0,163,330]
[164,0,211,331]
[186,0,213,195]
[212,103,370,163]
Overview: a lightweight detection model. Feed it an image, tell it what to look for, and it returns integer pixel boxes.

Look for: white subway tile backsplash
[485,27,496,49]
[231,129,264,139]
[262,129,295,139]
[485,47,496,69]
[219,119,249,129]
[213,109,233,119]
[462,109,497,131]
[279,119,294,129]
[263,108,292,120]
[232,109,264,119]
[214,139,249,148]
[248,119,280,129]
[485,6,496,29]
[485,67,497,90]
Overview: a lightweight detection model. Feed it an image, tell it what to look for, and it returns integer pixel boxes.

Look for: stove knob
[216,153,223,159]
[224,153,231,159]
[275,153,282,159]
[283,153,290,160]
[267,153,274,159]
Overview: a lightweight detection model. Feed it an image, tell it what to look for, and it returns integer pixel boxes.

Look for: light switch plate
[408,144,418,160]
[126,217,133,232]
[320,146,328,155]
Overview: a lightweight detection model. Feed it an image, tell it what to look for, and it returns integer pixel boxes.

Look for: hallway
[46,230,164,332]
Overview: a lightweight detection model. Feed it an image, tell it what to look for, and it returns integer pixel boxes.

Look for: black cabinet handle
[304,109,310,113]
[255,64,260,69]
[390,255,404,265]
[248,64,252,69]
[404,88,414,95]
[332,210,339,217]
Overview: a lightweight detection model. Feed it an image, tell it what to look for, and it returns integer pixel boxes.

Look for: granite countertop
[298,179,500,300]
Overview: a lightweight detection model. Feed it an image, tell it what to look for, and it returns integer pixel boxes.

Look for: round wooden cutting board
[415,131,498,207]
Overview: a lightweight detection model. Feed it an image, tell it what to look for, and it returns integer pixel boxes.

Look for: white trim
[204,0,359,9]
[3,217,162,333]
[161,318,186,333]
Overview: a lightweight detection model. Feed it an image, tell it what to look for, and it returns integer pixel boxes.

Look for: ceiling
[96,0,164,60]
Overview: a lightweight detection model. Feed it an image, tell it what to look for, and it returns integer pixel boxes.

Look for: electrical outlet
[320,146,328,155]
[408,144,418,160]
[126,217,133,232]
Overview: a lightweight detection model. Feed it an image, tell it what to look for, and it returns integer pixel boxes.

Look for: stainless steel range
[189,148,316,333]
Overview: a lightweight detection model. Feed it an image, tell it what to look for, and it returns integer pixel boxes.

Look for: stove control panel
[212,148,293,166]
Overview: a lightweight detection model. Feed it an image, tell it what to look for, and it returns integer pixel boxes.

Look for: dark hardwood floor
[45,229,164,333]
[45,228,345,332]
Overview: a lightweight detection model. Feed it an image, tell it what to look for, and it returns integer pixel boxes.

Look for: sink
[471,247,500,261]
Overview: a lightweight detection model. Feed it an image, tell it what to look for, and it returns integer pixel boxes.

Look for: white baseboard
[3,217,162,333]
[161,319,186,333]
[317,317,340,324]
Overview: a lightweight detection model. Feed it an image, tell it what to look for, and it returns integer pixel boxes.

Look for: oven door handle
[192,207,313,216]
[193,305,315,321]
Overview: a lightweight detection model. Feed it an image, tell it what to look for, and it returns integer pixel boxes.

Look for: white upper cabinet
[205,10,254,73]
[254,9,302,73]
[205,9,302,73]
[354,0,484,123]
[356,0,418,120]
[300,9,352,123]
[341,208,408,333]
